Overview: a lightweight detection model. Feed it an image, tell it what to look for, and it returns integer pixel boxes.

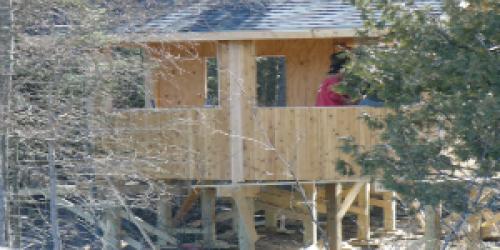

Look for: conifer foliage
[342,0,498,212]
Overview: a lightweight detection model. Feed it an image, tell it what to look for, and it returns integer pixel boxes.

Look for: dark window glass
[205,58,219,106]
[256,56,286,107]
[110,47,145,109]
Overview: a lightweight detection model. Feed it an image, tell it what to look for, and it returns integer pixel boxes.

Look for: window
[205,57,219,106]
[256,56,286,107]
[110,47,146,109]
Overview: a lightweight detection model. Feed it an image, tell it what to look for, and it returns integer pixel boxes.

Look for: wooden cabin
[101,1,440,249]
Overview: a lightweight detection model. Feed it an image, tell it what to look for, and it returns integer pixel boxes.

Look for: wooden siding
[102,107,386,181]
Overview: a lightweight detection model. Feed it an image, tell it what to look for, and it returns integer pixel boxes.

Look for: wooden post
[357,183,370,241]
[264,208,277,231]
[102,208,121,250]
[424,204,441,250]
[382,191,396,232]
[466,214,481,250]
[231,199,239,232]
[201,188,217,246]
[326,183,342,250]
[233,188,257,250]
[217,40,256,183]
[303,184,317,247]
[157,193,173,248]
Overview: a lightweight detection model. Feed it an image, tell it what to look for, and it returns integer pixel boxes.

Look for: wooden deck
[101,106,386,181]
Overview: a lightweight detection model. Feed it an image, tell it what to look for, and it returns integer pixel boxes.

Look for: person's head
[329,51,350,75]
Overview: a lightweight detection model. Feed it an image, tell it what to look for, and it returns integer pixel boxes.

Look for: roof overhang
[113,28,382,43]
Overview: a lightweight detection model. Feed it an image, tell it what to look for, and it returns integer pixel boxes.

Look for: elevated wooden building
[103,1,440,249]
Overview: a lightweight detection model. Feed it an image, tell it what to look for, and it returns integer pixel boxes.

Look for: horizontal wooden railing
[99,107,387,181]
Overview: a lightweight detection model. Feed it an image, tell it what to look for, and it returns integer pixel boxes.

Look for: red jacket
[315,75,348,106]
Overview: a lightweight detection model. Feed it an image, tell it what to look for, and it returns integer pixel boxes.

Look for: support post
[382,191,396,232]
[157,193,173,248]
[103,208,121,250]
[264,208,277,231]
[303,184,317,247]
[217,40,256,183]
[233,188,257,250]
[201,188,217,246]
[466,214,481,250]
[326,183,342,250]
[424,204,441,250]
[231,199,239,232]
[356,183,370,241]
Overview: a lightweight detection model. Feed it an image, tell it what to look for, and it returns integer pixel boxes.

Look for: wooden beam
[121,211,178,245]
[326,183,342,250]
[115,29,382,43]
[382,192,396,232]
[337,182,364,219]
[356,183,370,241]
[173,188,199,226]
[232,188,258,250]
[201,188,217,246]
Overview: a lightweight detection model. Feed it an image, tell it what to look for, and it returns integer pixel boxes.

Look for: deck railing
[100,107,387,181]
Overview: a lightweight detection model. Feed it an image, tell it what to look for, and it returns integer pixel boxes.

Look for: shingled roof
[122,0,442,41]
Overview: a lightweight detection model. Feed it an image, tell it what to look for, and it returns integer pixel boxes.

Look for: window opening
[256,56,286,107]
[205,57,219,106]
[110,47,146,109]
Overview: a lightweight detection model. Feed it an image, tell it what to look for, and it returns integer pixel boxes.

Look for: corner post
[217,40,256,183]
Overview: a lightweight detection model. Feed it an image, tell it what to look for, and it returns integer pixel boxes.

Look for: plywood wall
[102,106,386,181]
[146,42,216,108]
[145,39,354,108]
[101,108,230,180]
[246,107,386,181]
[255,39,354,106]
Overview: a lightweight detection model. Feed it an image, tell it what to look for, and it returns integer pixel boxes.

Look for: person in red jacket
[316,51,350,106]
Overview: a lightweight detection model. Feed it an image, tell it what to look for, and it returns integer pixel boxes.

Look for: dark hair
[329,51,350,74]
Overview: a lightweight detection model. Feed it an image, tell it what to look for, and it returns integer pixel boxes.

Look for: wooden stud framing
[326,183,342,250]
[337,182,364,219]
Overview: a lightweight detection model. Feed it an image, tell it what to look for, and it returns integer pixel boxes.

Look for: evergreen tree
[342,0,498,214]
